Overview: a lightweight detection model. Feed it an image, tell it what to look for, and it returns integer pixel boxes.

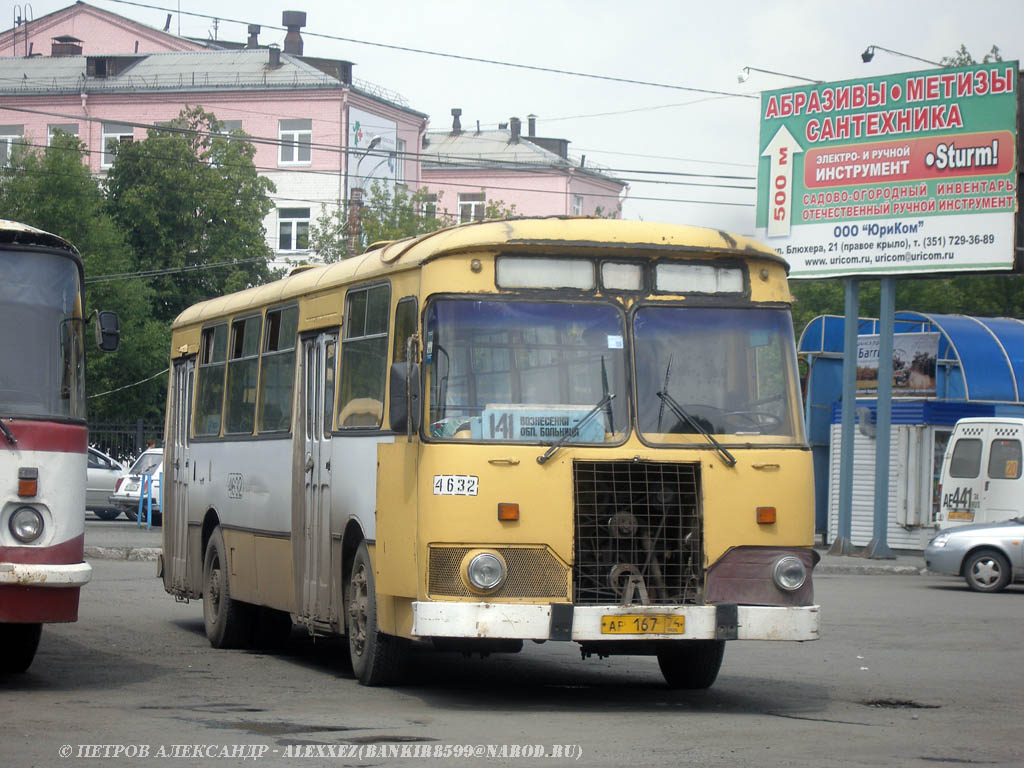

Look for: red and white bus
[0,220,118,674]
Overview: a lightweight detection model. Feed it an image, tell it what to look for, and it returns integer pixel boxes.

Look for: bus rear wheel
[202,526,253,649]
[346,542,410,686]
[0,622,42,674]
[657,640,725,689]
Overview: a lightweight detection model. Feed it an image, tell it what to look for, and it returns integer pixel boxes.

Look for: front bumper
[412,601,819,642]
[923,545,965,576]
[0,561,93,587]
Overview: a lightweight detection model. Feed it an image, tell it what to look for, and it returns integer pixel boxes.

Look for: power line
[89,367,169,399]
[101,0,758,100]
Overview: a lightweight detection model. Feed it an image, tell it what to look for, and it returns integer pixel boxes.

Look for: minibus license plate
[600,615,685,635]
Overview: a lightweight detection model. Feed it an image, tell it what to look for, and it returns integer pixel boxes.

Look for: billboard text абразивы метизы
[755,62,1019,278]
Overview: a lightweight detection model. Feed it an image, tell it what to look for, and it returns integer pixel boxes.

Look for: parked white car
[86,447,125,520]
[109,448,163,524]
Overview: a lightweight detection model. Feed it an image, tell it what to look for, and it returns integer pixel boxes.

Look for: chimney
[509,117,521,143]
[268,44,281,68]
[51,36,83,57]
[527,114,537,137]
[451,108,462,134]
[247,25,261,49]
[282,11,306,55]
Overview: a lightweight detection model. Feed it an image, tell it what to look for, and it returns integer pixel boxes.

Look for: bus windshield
[634,306,802,443]
[426,299,628,443]
[0,248,85,420]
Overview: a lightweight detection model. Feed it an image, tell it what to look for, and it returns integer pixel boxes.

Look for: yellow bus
[160,217,819,688]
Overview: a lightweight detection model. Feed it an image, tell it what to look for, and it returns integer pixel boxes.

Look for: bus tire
[0,622,42,674]
[346,541,410,686]
[656,640,725,689]
[202,526,253,649]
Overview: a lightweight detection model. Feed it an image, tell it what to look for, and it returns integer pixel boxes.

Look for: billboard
[856,332,939,396]
[347,106,397,195]
[755,62,1019,278]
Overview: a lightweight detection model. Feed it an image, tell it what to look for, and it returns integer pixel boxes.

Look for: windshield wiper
[0,420,16,446]
[655,390,736,467]
[537,393,615,466]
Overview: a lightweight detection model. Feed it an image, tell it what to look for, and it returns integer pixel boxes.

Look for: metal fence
[89,420,164,464]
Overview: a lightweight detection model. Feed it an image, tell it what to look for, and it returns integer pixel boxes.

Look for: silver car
[924,518,1024,593]
[86,447,125,520]
[109,448,163,524]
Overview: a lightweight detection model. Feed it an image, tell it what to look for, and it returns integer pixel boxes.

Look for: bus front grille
[428,546,569,600]
[573,460,702,606]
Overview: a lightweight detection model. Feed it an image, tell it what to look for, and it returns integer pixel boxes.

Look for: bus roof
[0,219,80,257]
[172,217,785,328]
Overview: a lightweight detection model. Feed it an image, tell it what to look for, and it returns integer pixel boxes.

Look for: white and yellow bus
[160,217,819,688]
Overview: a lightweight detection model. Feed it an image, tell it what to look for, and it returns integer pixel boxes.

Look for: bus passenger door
[165,356,194,596]
[297,332,336,624]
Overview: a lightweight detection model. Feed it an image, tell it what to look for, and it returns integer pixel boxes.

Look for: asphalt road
[2,562,1022,767]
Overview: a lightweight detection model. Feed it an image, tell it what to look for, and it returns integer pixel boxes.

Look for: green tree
[0,133,168,423]
[104,106,276,326]
[309,182,446,263]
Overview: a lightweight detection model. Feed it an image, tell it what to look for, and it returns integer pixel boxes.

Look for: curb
[85,546,161,562]
[816,563,925,576]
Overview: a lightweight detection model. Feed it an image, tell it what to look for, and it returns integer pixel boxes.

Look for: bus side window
[258,305,298,433]
[224,315,262,434]
[339,284,390,428]
[195,324,228,436]
[393,297,417,363]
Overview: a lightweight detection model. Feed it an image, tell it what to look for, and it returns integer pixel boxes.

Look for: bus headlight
[465,552,506,592]
[771,555,807,592]
[9,506,44,543]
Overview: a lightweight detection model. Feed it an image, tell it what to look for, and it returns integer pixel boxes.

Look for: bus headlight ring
[464,551,506,593]
[9,505,44,543]
[771,555,807,592]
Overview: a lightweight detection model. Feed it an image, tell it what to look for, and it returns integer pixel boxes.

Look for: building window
[102,122,134,168]
[279,118,312,166]
[395,138,406,185]
[47,123,78,145]
[421,193,438,222]
[278,208,310,251]
[458,192,486,224]
[221,120,243,135]
[572,194,584,216]
[0,125,24,166]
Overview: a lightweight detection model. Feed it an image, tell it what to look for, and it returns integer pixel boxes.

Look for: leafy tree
[0,133,168,423]
[941,44,1002,67]
[104,106,276,326]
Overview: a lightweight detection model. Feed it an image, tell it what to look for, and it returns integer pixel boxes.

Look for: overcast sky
[33,0,1024,234]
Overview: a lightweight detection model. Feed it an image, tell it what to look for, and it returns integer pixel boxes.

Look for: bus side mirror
[389,361,421,435]
[94,310,121,352]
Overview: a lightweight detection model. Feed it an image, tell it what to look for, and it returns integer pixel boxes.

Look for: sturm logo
[227,473,243,500]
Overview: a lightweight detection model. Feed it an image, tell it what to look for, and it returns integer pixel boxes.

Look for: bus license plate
[600,614,685,635]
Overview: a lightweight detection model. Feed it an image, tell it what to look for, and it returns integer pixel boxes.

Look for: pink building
[0,3,428,268]
[421,111,627,223]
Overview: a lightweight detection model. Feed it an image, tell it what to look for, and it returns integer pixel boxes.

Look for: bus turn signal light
[18,467,38,497]
[498,503,520,521]
[756,506,776,524]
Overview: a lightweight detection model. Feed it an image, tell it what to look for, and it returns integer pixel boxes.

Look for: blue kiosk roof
[798,312,1024,403]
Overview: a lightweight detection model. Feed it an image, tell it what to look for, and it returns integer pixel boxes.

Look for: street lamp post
[737,66,822,84]
[860,45,942,67]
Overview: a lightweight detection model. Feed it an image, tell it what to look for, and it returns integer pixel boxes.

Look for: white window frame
[395,138,406,185]
[278,207,311,251]
[47,123,78,145]
[572,194,584,216]
[279,119,312,166]
[102,122,134,168]
[458,192,486,224]
[0,125,24,166]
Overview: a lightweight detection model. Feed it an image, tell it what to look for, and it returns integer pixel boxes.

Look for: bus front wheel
[346,542,410,686]
[656,640,725,689]
[0,622,42,674]
[202,526,253,649]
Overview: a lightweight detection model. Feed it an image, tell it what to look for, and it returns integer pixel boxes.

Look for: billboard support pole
[831,277,858,555]
[865,277,897,559]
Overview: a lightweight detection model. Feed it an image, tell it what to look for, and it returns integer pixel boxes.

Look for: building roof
[423,129,622,186]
